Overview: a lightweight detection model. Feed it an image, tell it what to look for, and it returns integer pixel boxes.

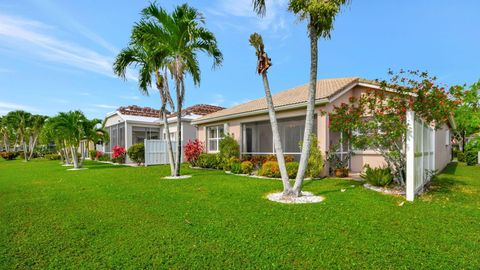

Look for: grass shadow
[438,162,458,175]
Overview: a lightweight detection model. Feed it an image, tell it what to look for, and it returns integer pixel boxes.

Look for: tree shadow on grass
[426,176,466,196]
[438,162,458,175]
[82,162,130,170]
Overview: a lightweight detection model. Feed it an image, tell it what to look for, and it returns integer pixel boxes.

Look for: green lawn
[0,159,479,269]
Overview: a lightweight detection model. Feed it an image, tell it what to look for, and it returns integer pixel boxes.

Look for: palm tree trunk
[293,26,318,196]
[162,109,176,176]
[71,146,79,169]
[28,134,39,161]
[23,141,28,162]
[174,96,182,176]
[261,73,293,194]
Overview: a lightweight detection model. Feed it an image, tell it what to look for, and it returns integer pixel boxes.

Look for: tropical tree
[51,111,89,169]
[0,116,11,151]
[5,110,32,160]
[25,114,48,161]
[252,0,351,197]
[80,118,109,165]
[249,33,291,194]
[113,42,176,176]
[449,80,480,151]
[134,3,223,176]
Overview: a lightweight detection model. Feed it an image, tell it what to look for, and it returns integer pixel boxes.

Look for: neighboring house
[102,104,224,162]
[191,77,454,175]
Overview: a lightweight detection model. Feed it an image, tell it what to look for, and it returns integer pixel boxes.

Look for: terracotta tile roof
[194,77,364,123]
[169,104,225,117]
[117,104,224,119]
[118,105,162,118]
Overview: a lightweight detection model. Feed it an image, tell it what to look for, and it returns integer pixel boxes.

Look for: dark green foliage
[230,160,242,174]
[286,161,299,179]
[127,143,145,165]
[257,161,280,178]
[456,151,465,162]
[219,134,240,166]
[240,161,254,175]
[197,153,221,169]
[224,157,240,171]
[0,151,18,160]
[465,151,478,166]
[44,154,61,160]
[89,150,97,160]
[361,165,394,187]
[0,160,479,268]
[98,155,110,162]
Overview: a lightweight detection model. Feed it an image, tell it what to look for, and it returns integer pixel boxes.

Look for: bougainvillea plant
[329,70,459,186]
[184,139,204,167]
[112,146,126,163]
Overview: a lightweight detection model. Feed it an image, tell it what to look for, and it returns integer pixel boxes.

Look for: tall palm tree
[113,43,176,176]
[253,0,351,196]
[134,3,223,176]
[249,33,292,195]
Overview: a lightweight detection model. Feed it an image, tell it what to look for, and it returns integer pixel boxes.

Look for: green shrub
[0,151,19,160]
[360,165,394,187]
[457,151,465,162]
[224,157,240,171]
[98,155,111,162]
[465,151,478,166]
[44,154,61,160]
[219,134,240,166]
[258,161,280,178]
[197,153,221,169]
[240,161,254,174]
[89,150,97,160]
[286,161,299,179]
[231,161,242,174]
[306,134,324,178]
[127,143,145,165]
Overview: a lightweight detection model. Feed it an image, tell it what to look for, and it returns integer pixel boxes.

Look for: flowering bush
[184,139,204,167]
[96,151,104,159]
[329,70,458,186]
[112,146,126,164]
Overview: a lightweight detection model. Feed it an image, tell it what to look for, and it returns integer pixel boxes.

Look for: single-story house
[191,77,454,175]
[102,104,224,162]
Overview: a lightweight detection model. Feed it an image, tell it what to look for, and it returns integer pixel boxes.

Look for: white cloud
[0,101,38,115]
[208,0,290,34]
[93,104,117,109]
[0,14,137,81]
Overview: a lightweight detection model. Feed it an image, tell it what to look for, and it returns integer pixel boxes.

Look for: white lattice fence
[144,139,181,166]
[406,111,435,201]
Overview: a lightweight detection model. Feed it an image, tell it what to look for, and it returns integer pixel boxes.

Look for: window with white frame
[207,125,224,152]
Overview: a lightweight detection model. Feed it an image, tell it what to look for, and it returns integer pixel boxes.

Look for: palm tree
[113,43,176,176]
[252,0,351,196]
[80,118,109,165]
[52,111,88,169]
[0,116,10,151]
[249,33,292,195]
[5,110,32,161]
[134,3,223,176]
[26,114,48,161]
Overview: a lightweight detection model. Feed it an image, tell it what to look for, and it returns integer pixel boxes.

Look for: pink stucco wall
[195,85,453,175]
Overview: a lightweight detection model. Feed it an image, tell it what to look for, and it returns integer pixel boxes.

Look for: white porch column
[406,110,415,201]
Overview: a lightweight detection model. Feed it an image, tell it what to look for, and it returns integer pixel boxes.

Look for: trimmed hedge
[240,161,254,174]
[197,153,221,169]
[286,162,299,179]
[44,154,61,160]
[0,151,19,160]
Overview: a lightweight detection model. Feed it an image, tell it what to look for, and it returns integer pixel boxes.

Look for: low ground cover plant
[0,151,19,160]
[361,165,394,187]
[127,143,145,165]
[44,154,61,160]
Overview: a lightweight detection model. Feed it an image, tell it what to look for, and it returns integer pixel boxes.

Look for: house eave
[191,98,329,125]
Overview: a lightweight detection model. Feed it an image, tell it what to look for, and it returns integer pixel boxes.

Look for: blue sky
[0,0,479,118]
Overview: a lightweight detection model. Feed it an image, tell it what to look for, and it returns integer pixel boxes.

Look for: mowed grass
[0,159,479,269]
